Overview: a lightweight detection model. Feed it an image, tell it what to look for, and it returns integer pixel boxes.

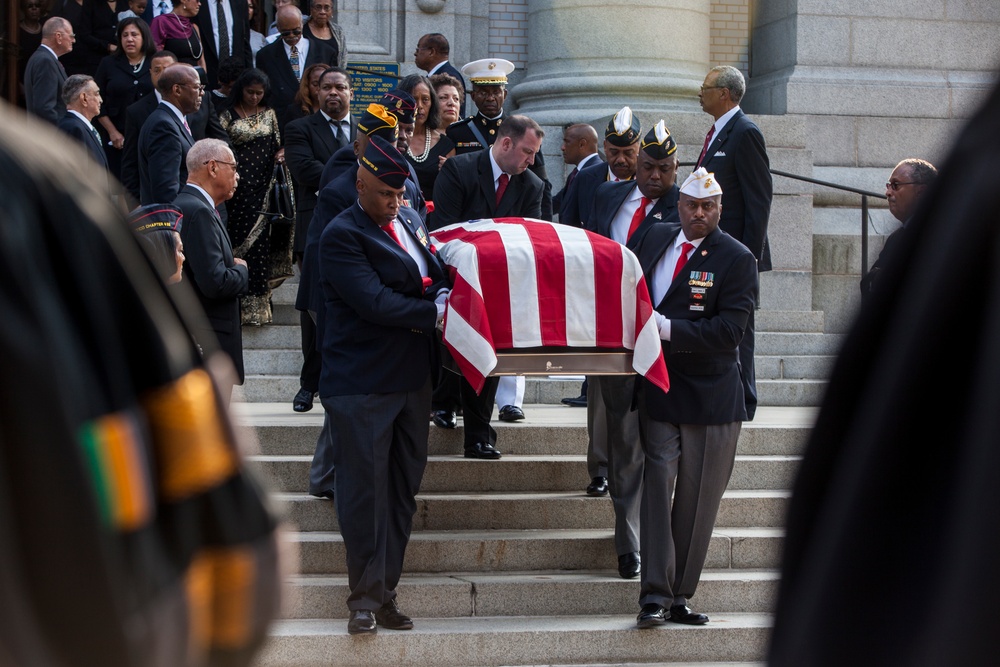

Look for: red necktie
[382,221,404,248]
[672,242,694,281]
[495,173,509,206]
[626,197,651,242]
[696,126,715,167]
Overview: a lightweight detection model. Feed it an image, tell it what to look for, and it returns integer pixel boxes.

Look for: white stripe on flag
[552,223,597,346]
[619,245,640,347]
[500,224,543,347]
[445,306,497,377]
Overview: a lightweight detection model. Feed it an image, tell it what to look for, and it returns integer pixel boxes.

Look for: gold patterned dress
[220,107,294,325]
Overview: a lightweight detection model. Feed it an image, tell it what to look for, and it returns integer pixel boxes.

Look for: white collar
[713,105,741,135]
[187,183,216,207]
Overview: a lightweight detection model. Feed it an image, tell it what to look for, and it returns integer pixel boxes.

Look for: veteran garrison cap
[462,58,515,86]
[681,167,723,198]
[128,204,183,234]
[357,103,398,141]
[360,135,411,189]
[380,89,416,125]
[605,106,641,146]
[640,120,677,159]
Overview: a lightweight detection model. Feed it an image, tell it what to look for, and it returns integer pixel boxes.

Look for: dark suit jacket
[57,112,109,170]
[559,159,612,229]
[194,0,254,88]
[138,103,196,205]
[318,202,446,397]
[186,94,229,142]
[24,46,67,124]
[699,110,773,271]
[175,184,249,381]
[588,180,679,250]
[284,111,356,253]
[554,153,602,224]
[633,223,757,424]
[430,148,545,229]
[255,38,336,129]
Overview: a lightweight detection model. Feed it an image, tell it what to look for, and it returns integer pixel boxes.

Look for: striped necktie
[290,45,300,80]
[216,0,229,60]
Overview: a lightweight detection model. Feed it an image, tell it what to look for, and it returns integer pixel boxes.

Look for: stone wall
[710,0,750,73]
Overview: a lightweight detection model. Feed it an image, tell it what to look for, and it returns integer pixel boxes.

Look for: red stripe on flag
[522,221,567,346]
[589,235,624,347]
[471,230,514,349]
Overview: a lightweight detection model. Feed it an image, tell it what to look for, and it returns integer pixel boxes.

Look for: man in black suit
[561,106,642,230]
[255,6,336,129]
[24,17,74,124]
[318,136,448,635]
[413,32,466,116]
[447,58,553,221]
[554,122,600,223]
[588,120,681,581]
[696,65,772,420]
[174,138,248,401]
[195,0,253,88]
[138,63,203,205]
[56,74,110,175]
[296,102,398,499]
[432,114,545,460]
[285,65,355,413]
[631,167,757,629]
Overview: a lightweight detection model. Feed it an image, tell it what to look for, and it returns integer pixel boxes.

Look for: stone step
[255,613,771,666]
[233,403,817,458]
[282,569,779,619]
[756,355,834,380]
[289,527,783,575]
[757,378,827,406]
[274,489,791,532]
[250,455,800,494]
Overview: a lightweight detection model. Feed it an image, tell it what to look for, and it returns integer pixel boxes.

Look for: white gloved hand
[653,310,671,340]
[434,288,451,306]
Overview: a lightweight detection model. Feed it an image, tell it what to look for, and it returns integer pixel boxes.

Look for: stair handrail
[678,162,888,277]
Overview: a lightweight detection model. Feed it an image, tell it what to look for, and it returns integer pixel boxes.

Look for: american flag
[430,218,670,394]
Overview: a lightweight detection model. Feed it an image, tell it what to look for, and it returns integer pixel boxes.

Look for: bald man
[555,123,601,223]
[24,17,74,124]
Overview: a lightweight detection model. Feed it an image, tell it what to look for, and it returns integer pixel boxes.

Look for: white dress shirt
[206,0,234,57]
[609,186,656,246]
[650,231,705,340]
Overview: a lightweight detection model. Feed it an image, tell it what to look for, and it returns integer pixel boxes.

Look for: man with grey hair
[56,75,109,175]
[24,17,74,124]
[861,158,938,295]
[139,63,203,205]
[174,138,247,401]
[696,64,772,421]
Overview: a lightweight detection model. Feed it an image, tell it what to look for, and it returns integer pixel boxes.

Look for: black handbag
[266,162,295,225]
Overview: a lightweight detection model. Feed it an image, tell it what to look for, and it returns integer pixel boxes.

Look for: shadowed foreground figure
[0,103,280,667]
[769,78,1000,665]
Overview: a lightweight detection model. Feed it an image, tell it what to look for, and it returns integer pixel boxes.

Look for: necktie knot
[626,196,652,242]
[382,220,404,248]
[672,242,695,281]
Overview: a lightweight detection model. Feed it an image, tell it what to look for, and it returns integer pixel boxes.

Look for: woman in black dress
[301,0,346,67]
[399,74,455,203]
[94,17,155,185]
[219,68,293,325]
[78,0,124,76]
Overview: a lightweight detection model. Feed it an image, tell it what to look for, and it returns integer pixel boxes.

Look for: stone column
[510,0,711,124]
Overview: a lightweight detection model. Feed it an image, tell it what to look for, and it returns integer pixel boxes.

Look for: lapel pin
[653,212,662,220]
[701,250,708,256]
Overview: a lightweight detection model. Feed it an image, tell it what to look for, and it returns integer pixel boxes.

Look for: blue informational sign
[347,62,401,116]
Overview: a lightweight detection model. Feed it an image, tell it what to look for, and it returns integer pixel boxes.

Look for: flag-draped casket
[430,218,670,394]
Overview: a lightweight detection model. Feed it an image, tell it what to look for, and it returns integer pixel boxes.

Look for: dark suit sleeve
[181,202,249,299]
[204,103,229,141]
[321,223,437,333]
[121,106,141,202]
[523,177,544,220]
[430,155,466,228]
[734,124,772,261]
[560,173,583,227]
[26,57,62,124]
[284,119,324,194]
[669,249,757,353]
[528,152,553,221]
[146,117,185,203]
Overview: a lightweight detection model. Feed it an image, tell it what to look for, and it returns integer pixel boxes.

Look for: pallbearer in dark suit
[632,168,757,629]
[57,74,111,183]
[697,65,772,420]
[554,123,600,224]
[319,136,449,635]
[588,120,681,581]
[138,63,202,205]
[174,138,248,402]
[431,114,545,460]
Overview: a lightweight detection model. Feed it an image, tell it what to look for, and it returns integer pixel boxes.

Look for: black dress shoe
[347,609,377,635]
[618,552,640,579]
[464,441,502,459]
[636,603,667,629]
[309,489,335,501]
[560,394,587,407]
[498,405,525,422]
[586,476,609,496]
[374,599,413,630]
[293,387,315,412]
[668,604,709,625]
[431,410,457,429]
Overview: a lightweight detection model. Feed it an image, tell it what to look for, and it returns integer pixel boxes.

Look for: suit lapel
[478,151,498,216]
[313,113,339,158]
[356,205,421,285]
[599,182,635,239]
[663,229,719,303]
[703,110,741,168]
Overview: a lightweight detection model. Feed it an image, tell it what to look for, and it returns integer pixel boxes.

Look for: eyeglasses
[57,31,77,40]
[886,181,920,191]
[699,85,723,93]
[205,159,238,170]
[180,83,206,91]
[279,28,303,36]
